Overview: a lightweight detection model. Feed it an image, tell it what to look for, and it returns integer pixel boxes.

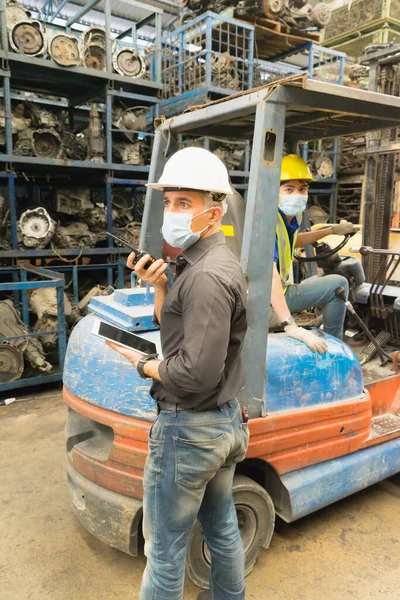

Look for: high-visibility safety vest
[275,211,302,291]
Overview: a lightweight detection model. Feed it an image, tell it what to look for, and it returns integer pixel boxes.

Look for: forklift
[63,74,400,588]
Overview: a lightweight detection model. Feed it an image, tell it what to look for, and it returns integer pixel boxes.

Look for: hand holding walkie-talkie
[107,232,157,270]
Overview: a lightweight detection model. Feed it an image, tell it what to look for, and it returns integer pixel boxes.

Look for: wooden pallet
[235,13,321,60]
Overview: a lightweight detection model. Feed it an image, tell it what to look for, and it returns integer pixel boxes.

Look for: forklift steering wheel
[293,233,353,263]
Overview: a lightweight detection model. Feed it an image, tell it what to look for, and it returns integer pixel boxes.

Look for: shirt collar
[177,231,225,267]
[278,208,299,229]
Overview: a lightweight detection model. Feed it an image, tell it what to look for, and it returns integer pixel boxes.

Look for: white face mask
[162,207,212,249]
[279,194,308,216]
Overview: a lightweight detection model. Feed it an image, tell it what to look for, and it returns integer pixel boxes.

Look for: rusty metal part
[113,48,146,78]
[9,20,46,56]
[32,128,63,159]
[49,34,80,67]
[0,341,24,383]
[263,0,284,19]
[82,44,106,71]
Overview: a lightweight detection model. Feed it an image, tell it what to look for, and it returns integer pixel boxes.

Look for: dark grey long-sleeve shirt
[151,231,247,411]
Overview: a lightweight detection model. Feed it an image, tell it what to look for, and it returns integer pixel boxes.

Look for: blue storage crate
[162,11,254,98]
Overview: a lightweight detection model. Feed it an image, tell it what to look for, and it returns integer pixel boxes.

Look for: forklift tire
[186,474,275,588]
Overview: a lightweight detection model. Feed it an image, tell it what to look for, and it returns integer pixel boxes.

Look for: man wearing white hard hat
[107,147,249,600]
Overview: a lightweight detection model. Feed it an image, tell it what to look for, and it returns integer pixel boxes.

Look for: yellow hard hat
[280,154,315,181]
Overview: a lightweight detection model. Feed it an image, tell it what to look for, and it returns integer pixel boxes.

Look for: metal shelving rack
[0,0,163,389]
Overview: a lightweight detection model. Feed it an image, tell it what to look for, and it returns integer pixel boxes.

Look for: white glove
[331,221,360,236]
[284,324,328,354]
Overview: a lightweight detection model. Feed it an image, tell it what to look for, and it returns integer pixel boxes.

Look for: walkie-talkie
[107,232,157,270]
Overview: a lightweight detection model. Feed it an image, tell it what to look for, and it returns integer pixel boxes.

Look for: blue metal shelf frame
[0,264,66,392]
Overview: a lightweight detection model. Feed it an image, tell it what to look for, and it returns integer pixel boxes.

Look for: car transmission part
[53,222,104,248]
[30,288,72,357]
[112,106,149,131]
[82,44,106,71]
[211,53,239,89]
[18,207,56,249]
[32,128,63,159]
[86,104,105,162]
[113,47,146,78]
[9,20,46,56]
[52,188,94,216]
[0,341,24,383]
[14,127,34,156]
[0,101,31,134]
[62,131,88,161]
[49,34,80,67]
[112,141,145,165]
[308,154,334,179]
[213,144,245,171]
[6,0,31,30]
[0,300,52,373]
[82,26,106,47]
[27,105,62,130]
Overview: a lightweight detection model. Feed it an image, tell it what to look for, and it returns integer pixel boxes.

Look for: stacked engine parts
[180,0,331,30]
[5,1,151,79]
[112,106,152,165]
[0,99,151,166]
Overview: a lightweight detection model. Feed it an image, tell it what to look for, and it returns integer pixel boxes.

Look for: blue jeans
[285,274,349,339]
[139,399,250,600]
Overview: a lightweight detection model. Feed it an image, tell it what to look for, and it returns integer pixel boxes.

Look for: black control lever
[335,286,391,364]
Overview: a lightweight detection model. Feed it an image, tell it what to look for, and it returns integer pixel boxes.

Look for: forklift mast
[361,44,400,282]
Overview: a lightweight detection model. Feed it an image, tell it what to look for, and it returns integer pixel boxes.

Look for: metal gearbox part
[30,288,72,320]
[112,107,148,132]
[32,128,63,159]
[87,104,105,162]
[62,131,88,161]
[112,141,144,165]
[9,20,46,56]
[30,289,72,355]
[53,188,94,215]
[0,341,24,383]
[0,101,31,134]
[82,26,106,47]
[82,44,106,71]
[211,53,239,90]
[6,1,31,30]
[81,28,107,71]
[0,300,52,373]
[113,48,146,78]
[14,127,34,156]
[213,144,245,171]
[49,34,81,67]
[27,105,62,130]
[18,207,56,249]
[310,2,331,28]
[53,222,105,248]
[262,0,284,19]
[308,154,334,179]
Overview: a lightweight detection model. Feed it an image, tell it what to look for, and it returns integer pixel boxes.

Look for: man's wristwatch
[137,354,158,380]
[281,315,295,328]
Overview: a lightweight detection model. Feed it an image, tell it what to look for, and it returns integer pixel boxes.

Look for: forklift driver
[270,154,360,353]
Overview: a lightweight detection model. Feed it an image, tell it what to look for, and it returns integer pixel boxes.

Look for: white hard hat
[146,147,233,195]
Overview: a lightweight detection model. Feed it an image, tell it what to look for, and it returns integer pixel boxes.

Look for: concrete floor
[1,389,399,600]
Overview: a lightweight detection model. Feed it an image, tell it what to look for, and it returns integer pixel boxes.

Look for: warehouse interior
[1,1,400,599]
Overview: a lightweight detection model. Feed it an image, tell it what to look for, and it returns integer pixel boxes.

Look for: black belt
[156,400,232,413]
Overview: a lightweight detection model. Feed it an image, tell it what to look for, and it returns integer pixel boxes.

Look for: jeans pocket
[233,423,250,464]
[148,416,162,445]
[174,433,229,489]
